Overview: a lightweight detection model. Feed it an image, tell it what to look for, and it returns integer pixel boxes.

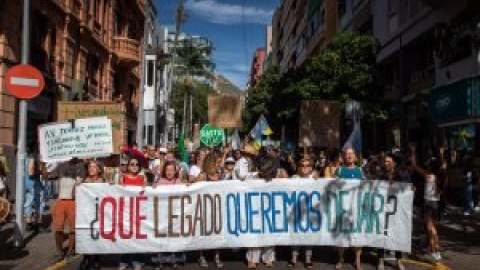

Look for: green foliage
[172,82,216,127]
[174,38,214,79]
[243,32,384,138]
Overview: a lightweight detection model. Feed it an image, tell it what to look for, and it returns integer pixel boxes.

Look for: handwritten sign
[57,102,125,153]
[299,100,341,147]
[208,95,242,128]
[76,179,413,254]
[39,117,113,162]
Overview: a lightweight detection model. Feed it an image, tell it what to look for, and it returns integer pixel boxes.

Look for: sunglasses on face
[129,163,139,167]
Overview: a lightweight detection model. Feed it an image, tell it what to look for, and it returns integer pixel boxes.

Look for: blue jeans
[24,180,45,217]
[464,172,474,213]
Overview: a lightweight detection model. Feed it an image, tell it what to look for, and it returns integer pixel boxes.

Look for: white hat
[225,157,236,164]
[159,147,168,153]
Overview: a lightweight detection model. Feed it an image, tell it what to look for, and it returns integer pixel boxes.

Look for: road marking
[402,259,455,270]
[43,255,80,270]
[10,77,40,87]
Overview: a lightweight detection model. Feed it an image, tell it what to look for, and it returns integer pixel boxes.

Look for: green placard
[200,124,225,147]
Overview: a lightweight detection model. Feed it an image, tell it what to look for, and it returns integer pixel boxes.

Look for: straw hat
[241,143,258,157]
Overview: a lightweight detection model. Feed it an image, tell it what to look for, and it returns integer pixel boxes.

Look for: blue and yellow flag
[250,115,273,149]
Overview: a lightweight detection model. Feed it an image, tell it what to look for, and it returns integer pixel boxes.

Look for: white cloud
[185,0,274,25]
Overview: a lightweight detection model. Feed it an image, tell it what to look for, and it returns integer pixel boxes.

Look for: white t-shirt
[234,157,249,180]
[58,177,77,200]
[425,174,440,202]
[189,165,202,177]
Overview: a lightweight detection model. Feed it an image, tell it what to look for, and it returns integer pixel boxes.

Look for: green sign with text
[200,124,224,147]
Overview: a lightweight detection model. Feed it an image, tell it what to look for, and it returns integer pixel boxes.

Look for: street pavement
[0,206,478,270]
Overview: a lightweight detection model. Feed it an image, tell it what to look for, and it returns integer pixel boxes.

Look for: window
[147,60,154,87]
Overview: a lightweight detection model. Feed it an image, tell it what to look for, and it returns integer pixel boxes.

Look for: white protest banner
[76,179,413,254]
[39,117,113,162]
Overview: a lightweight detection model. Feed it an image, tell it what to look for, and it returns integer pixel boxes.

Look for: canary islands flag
[250,115,273,149]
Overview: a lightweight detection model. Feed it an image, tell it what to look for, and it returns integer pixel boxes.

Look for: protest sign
[76,179,413,254]
[57,102,126,153]
[299,100,340,148]
[208,95,242,128]
[39,117,113,162]
[200,124,225,147]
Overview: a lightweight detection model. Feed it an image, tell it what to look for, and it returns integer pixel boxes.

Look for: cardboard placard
[57,102,126,153]
[39,117,113,162]
[299,100,340,148]
[208,95,242,128]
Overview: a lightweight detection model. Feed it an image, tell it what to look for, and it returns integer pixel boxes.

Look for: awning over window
[429,76,480,123]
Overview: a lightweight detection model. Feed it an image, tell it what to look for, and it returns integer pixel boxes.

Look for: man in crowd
[51,157,85,263]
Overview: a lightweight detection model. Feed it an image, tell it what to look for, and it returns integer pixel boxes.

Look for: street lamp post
[14,0,31,248]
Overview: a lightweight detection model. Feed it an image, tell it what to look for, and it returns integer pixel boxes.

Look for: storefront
[429,75,480,187]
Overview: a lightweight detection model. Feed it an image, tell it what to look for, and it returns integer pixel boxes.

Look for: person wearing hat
[224,157,236,180]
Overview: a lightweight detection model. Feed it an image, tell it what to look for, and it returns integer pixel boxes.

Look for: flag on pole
[176,132,189,163]
[342,120,362,154]
[231,128,241,150]
[249,115,273,149]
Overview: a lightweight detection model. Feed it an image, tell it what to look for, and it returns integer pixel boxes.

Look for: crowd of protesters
[10,141,479,270]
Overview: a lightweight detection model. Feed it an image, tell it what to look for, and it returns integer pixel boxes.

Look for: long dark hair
[126,157,142,174]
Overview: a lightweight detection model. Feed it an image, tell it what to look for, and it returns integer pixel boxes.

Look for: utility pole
[14,0,31,248]
[136,0,149,148]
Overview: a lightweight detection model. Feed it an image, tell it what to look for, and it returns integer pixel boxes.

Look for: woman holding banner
[119,157,147,270]
[334,148,364,270]
[195,152,225,268]
[288,158,317,269]
[376,153,408,270]
[78,160,105,270]
[152,161,187,270]
[324,152,343,178]
[246,154,287,269]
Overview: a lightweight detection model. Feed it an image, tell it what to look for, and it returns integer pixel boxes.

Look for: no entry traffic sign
[5,64,45,99]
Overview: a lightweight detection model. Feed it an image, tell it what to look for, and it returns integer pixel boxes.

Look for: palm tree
[171,0,214,139]
[174,38,215,139]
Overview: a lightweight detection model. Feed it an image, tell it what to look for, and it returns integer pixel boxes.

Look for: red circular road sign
[5,64,45,99]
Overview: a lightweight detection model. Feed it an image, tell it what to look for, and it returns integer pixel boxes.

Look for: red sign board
[5,64,45,99]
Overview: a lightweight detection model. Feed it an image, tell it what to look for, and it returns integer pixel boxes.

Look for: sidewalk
[0,206,478,270]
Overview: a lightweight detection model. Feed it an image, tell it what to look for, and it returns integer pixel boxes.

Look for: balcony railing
[113,37,140,66]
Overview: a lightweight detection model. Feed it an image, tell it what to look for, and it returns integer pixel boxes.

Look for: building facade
[249,48,266,87]
[0,0,149,147]
[271,0,338,72]
[374,0,480,152]
[142,26,176,146]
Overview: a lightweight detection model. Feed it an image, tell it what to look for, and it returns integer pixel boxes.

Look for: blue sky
[155,0,280,90]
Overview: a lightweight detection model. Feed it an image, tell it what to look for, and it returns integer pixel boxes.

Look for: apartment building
[271,0,338,72]
[249,48,266,87]
[0,0,150,147]
[374,0,480,180]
